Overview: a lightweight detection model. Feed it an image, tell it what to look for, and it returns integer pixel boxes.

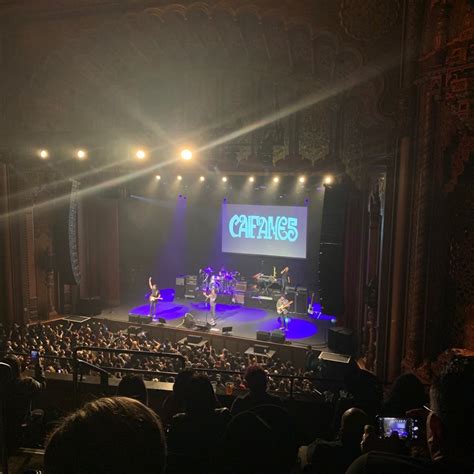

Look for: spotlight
[222,176,228,182]
[177,175,183,181]
[76,149,87,160]
[323,175,334,185]
[273,176,280,183]
[155,175,161,181]
[39,149,49,159]
[199,176,205,182]
[249,176,255,183]
[135,149,146,160]
[180,148,193,160]
[298,176,306,183]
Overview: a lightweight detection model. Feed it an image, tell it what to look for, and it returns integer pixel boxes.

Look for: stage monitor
[222,203,308,258]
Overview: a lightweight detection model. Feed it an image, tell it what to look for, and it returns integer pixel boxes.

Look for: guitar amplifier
[235,281,247,292]
[185,284,196,299]
[234,291,245,305]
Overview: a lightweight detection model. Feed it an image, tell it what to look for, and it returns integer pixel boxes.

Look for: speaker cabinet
[318,351,352,380]
[187,335,203,344]
[328,327,354,355]
[256,331,270,342]
[254,344,269,354]
[78,297,102,316]
[270,330,286,344]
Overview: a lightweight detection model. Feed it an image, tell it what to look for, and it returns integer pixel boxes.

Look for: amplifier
[254,344,269,354]
[185,275,197,284]
[185,284,196,299]
[235,281,247,292]
[176,276,185,286]
[234,291,245,305]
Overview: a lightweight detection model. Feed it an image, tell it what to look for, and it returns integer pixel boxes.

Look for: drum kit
[198,266,240,295]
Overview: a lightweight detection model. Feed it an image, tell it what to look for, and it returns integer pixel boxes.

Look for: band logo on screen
[229,215,298,242]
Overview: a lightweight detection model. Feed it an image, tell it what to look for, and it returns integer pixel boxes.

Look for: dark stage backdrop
[118,182,324,303]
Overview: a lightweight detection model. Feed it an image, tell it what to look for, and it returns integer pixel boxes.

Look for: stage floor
[100,296,334,349]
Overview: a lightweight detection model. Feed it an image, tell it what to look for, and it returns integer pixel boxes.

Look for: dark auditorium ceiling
[0,0,402,181]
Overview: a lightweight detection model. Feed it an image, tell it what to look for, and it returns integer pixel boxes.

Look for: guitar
[149,294,163,302]
[203,292,217,303]
[308,292,315,315]
[276,300,293,315]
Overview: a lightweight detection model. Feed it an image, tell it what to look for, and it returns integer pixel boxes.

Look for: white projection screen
[222,203,308,258]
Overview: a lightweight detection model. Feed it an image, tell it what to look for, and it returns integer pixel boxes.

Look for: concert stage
[100,295,334,349]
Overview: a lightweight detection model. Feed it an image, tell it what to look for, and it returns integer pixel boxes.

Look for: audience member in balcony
[161,369,194,426]
[167,374,231,472]
[302,407,368,474]
[380,372,427,417]
[347,357,474,474]
[231,365,283,415]
[1,354,45,454]
[117,374,148,406]
[224,404,298,473]
[44,397,166,474]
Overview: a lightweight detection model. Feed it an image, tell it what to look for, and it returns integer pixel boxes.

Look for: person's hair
[225,405,296,473]
[173,369,194,400]
[184,374,217,415]
[384,372,427,414]
[117,374,148,405]
[430,357,474,454]
[244,365,268,392]
[44,397,166,474]
[1,355,21,380]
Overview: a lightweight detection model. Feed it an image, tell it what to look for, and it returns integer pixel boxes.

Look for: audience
[167,374,231,473]
[161,369,194,426]
[231,365,283,415]
[380,372,427,417]
[44,397,166,474]
[1,354,45,454]
[224,404,298,474]
[347,357,474,474]
[303,407,368,473]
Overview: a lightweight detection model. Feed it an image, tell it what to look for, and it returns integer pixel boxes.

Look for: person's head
[184,374,217,415]
[117,374,148,406]
[386,372,427,413]
[340,407,368,443]
[173,369,194,402]
[152,283,157,290]
[427,357,473,462]
[225,405,296,473]
[44,397,166,473]
[1,355,21,380]
[244,365,268,394]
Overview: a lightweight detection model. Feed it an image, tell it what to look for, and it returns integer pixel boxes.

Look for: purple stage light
[258,317,318,340]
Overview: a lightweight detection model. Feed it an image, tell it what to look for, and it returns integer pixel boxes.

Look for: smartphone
[376,416,419,440]
[30,350,39,362]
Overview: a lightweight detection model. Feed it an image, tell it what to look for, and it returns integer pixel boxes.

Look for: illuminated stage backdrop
[222,203,308,259]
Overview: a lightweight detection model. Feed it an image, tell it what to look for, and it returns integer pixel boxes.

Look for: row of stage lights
[35,147,335,185]
[36,147,194,161]
[155,174,335,185]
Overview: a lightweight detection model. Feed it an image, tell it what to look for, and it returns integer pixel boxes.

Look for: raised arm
[148,276,153,290]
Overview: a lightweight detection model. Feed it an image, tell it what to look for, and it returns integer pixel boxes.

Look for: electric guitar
[276,300,293,315]
[203,292,217,303]
[149,294,163,302]
[308,292,315,315]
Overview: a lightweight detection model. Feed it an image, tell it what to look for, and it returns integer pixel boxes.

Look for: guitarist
[276,293,293,331]
[148,276,161,317]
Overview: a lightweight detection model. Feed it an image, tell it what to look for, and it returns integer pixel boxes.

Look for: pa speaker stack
[328,327,354,355]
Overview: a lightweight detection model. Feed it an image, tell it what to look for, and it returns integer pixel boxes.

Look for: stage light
[249,176,255,183]
[155,175,161,181]
[273,176,280,183]
[299,176,306,183]
[222,176,228,182]
[135,149,146,160]
[76,149,87,160]
[323,175,334,185]
[180,148,193,160]
[39,149,49,159]
[199,176,205,182]
[177,175,183,181]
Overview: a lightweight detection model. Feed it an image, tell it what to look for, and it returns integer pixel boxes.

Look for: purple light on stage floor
[258,317,318,339]
[130,302,188,320]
